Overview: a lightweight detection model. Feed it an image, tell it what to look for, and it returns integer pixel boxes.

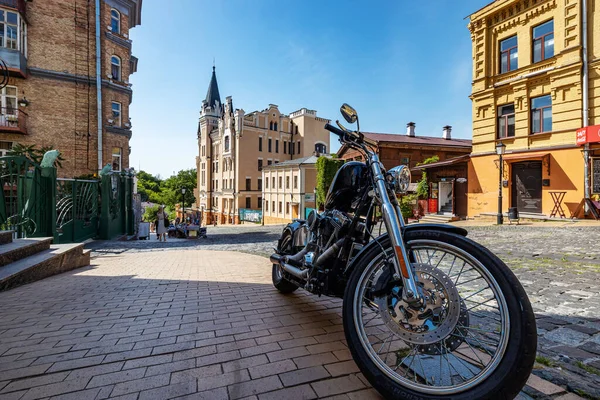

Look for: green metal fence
[0,156,54,238]
[55,178,100,244]
[0,155,135,242]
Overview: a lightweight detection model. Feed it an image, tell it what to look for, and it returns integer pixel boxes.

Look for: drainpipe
[582,0,590,211]
[95,0,103,172]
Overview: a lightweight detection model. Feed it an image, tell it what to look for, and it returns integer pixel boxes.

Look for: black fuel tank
[324,161,370,214]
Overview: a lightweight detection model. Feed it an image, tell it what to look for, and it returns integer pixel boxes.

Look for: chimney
[443,125,452,140]
[406,122,416,137]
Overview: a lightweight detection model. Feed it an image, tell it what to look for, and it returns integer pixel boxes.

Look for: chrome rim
[353,239,510,395]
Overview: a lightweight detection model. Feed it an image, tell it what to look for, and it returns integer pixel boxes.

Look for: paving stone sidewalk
[0,245,587,399]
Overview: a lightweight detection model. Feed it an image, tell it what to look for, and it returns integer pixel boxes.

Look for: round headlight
[386,165,411,194]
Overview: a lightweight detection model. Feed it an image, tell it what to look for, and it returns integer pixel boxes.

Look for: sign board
[238,209,262,223]
[576,124,600,145]
[304,193,315,202]
[592,158,600,195]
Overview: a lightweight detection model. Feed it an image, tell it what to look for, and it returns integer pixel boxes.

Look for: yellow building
[195,67,330,224]
[467,0,600,218]
[262,155,318,224]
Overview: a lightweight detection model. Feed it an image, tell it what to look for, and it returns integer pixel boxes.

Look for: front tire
[272,231,298,294]
[343,230,536,400]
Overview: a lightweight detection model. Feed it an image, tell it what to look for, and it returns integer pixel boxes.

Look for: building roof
[360,132,472,148]
[262,156,318,170]
[411,154,471,171]
[205,66,221,108]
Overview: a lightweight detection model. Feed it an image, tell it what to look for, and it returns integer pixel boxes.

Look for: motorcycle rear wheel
[342,230,536,400]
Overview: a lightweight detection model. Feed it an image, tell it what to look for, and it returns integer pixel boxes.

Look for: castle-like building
[195,67,330,224]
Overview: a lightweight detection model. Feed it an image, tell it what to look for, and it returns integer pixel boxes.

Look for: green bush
[400,194,418,220]
[415,155,440,200]
[316,157,345,210]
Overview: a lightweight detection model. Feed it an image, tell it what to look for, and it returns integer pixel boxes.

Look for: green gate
[0,156,54,238]
[55,178,100,244]
[99,172,134,240]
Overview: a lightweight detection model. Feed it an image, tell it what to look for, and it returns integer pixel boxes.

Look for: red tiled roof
[361,132,472,148]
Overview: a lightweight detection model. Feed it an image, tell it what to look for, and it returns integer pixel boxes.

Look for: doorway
[438,181,453,214]
[511,161,542,213]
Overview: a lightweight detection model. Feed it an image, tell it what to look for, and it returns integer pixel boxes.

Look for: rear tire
[272,231,298,294]
[343,230,536,400]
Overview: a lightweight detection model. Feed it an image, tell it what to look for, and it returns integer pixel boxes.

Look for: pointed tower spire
[205,65,221,109]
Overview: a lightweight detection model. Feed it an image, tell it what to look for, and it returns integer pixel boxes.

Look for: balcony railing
[0,109,28,134]
[0,0,26,14]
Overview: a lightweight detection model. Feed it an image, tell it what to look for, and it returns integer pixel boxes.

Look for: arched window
[110,9,120,34]
[224,136,230,152]
[315,143,326,154]
[111,56,121,81]
[269,121,273,130]
[274,122,278,131]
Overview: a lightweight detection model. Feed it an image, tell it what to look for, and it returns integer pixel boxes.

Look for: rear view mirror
[340,103,358,124]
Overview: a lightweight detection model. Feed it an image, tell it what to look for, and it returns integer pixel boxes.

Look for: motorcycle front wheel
[343,229,536,400]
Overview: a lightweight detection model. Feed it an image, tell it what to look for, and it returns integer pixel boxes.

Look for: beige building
[467,0,600,218]
[195,67,330,224]
[262,155,318,224]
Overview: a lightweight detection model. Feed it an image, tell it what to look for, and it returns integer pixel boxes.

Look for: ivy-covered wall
[316,157,345,210]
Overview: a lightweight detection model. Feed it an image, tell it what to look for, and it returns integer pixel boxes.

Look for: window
[0,141,12,156]
[283,140,287,154]
[269,121,273,130]
[215,180,218,190]
[297,141,301,154]
[246,178,251,191]
[294,176,298,189]
[111,102,121,126]
[265,177,269,189]
[202,145,205,156]
[110,9,120,34]
[500,36,518,73]
[289,141,294,155]
[224,136,230,152]
[0,86,17,116]
[286,202,290,215]
[111,147,121,171]
[275,140,279,153]
[286,176,290,189]
[268,138,272,152]
[265,201,269,211]
[258,137,263,152]
[272,201,275,212]
[111,56,121,81]
[229,178,232,188]
[0,11,23,52]
[531,95,552,134]
[223,179,226,189]
[258,159,263,171]
[315,143,327,154]
[272,177,275,188]
[267,160,272,166]
[497,104,515,138]
[279,202,282,214]
[246,197,251,209]
[533,20,554,63]
[274,122,278,131]
[216,161,219,172]
[258,178,262,191]
[258,197,262,208]
[278,177,282,189]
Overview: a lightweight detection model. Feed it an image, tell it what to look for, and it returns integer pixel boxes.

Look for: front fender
[278,219,308,252]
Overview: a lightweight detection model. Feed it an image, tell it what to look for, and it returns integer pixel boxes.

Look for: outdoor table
[549,191,567,218]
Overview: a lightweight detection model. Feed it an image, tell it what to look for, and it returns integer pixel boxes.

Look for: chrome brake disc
[374,263,467,350]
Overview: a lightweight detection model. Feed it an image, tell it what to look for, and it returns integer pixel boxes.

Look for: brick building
[0,0,142,177]
[195,67,330,224]
[337,123,472,182]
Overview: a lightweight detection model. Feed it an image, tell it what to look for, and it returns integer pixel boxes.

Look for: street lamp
[181,187,186,222]
[496,141,506,225]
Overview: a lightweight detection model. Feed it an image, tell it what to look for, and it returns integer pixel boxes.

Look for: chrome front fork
[370,155,421,302]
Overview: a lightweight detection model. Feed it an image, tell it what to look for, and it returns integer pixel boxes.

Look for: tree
[136,170,162,202]
[161,169,196,209]
[316,157,345,210]
[7,143,65,168]
[415,155,439,199]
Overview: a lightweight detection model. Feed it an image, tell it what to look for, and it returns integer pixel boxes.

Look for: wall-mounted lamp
[18,97,30,107]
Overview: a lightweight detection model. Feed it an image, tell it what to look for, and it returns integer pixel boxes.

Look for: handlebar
[324,123,346,138]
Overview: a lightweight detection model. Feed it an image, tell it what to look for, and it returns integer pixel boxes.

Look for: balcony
[0,48,27,77]
[0,109,27,134]
[0,0,26,14]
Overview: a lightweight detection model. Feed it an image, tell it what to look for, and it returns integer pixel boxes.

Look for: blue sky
[129,0,491,178]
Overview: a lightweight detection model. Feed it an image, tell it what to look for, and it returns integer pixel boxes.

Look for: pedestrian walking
[157,206,169,242]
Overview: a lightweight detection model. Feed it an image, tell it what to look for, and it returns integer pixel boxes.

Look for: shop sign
[304,193,315,202]
[576,124,600,145]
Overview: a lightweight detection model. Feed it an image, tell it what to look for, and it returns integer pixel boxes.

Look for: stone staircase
[0,231,91,291]
[419,213,455,224]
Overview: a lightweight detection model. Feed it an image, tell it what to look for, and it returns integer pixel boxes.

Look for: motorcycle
[271,104,537,399]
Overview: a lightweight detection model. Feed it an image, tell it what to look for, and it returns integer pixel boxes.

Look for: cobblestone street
[0,223,597,399]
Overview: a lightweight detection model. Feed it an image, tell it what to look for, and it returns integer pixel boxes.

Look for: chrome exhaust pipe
[270,253,309,280]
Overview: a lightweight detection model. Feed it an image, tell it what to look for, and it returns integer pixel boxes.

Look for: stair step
[0,243,88,291]
[0,230,13,245]
[0,238,53,267]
